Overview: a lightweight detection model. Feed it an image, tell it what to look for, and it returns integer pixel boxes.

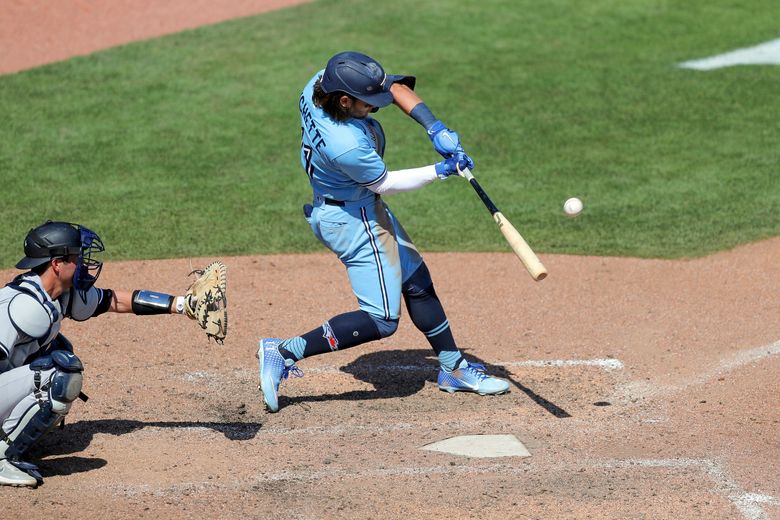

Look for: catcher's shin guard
[2,351,84,462]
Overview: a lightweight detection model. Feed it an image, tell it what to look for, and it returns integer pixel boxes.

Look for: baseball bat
[460,167,548,281]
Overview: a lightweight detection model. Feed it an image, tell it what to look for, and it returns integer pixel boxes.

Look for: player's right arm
[389,82,465,160]
[336,135,472,196]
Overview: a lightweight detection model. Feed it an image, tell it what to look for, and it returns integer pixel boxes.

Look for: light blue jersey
[299,71,387,202]
[298,71,422,320]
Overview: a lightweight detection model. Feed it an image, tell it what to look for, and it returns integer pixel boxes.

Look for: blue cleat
[257,338,303,412]
[437,362,510,395]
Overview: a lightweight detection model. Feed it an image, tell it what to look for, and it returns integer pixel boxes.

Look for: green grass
[1,0,778,266]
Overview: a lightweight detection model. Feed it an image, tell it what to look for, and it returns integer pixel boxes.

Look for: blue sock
[402,263,464,369]
[438,351,465,371]
[279,310,382,362]
[279,337,306,361]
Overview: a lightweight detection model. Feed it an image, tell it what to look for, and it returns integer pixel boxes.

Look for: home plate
[421,434,531,458]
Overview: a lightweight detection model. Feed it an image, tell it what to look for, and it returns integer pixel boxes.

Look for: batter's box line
[302,358,625,374]
[617,339,780,400]
[601,458,780,520]
[102,457,780,518]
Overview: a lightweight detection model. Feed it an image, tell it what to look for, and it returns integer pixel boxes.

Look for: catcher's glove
[184,261,227,343]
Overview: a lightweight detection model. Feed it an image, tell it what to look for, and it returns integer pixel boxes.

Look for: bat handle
[458,165,475,181]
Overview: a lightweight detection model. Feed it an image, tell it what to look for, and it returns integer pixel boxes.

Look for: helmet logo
[365,62,384,93]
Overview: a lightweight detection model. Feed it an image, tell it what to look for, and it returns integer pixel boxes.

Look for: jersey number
[301,143,314,179]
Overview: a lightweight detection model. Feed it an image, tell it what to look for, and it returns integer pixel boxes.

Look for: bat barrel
[460,168,548,281]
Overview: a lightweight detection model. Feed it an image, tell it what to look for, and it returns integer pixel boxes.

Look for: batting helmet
[320,51,415,108]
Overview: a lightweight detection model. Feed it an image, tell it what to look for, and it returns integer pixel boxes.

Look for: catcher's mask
[320,51,416,111]
[16,221,104,300]
[74,225,104,299]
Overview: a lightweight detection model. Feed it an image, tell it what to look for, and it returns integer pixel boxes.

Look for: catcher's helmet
[16,221,104,296]
[320,51,415,108]
[16,221,82,269]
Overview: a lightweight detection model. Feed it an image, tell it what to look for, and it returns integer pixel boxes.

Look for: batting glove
[435,152,474,179]
[428,120,465,158]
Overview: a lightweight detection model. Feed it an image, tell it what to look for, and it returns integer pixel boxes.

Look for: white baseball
[563,197,583,217]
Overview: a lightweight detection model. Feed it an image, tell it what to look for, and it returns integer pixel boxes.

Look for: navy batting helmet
[320,51,415,108]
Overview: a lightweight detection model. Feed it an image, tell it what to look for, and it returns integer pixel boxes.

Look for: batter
[258,51,510,413]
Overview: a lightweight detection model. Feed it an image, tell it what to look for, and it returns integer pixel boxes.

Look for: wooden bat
[460,167,548,281]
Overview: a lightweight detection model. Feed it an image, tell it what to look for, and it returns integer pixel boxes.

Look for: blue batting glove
[435,152,474,179]
[428,120,464,158]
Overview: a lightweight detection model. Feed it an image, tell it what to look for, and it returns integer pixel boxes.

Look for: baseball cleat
[0,459,40,487]
[437,362,510,395]
[257,338,303,413]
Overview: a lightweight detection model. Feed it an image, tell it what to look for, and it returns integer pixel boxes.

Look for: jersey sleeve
[67,287,104,321]
[335,146,388,188]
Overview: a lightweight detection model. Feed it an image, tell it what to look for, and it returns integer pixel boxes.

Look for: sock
[279,310,382,362]
[439,351,467,372]
[402,263,464,370]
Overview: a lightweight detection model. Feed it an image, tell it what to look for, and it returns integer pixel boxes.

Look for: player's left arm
[108,289,182,314]
[389,82,466,159]
[69,287,184,318]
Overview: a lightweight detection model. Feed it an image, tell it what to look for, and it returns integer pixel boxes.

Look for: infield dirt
[2,2,779,519]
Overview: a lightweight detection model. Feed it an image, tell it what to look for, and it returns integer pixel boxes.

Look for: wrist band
[131,290,175,315]
[409,103,437,131]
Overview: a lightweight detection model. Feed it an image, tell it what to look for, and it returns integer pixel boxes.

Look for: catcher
[0,221,227,488]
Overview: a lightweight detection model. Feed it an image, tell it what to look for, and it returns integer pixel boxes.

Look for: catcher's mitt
[184,261,227,343]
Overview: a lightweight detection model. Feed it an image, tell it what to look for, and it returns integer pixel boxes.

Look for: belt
[322,194,380,207]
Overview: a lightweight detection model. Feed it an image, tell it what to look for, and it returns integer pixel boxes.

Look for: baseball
[563,197,583,217]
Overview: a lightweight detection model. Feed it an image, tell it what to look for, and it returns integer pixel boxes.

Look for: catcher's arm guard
[184,261,228,343]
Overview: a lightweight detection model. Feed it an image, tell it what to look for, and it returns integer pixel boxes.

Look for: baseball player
[258,51,509,413]
[0,221,226,487]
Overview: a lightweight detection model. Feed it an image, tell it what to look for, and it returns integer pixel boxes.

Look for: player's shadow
[32,419,261,457]
[280,348,434,408]
[280,348,571,418]
[34,456,108,478]
[27,419,261,478]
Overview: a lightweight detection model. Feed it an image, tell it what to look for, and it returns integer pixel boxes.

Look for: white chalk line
[605,458,779,520]
[499,358,624,370]
[103,456,779,519]
[124,420,423,437]
[618,340,780,400]
[302,358,624,374]
[678,38,780,70]
[189,358,624,380]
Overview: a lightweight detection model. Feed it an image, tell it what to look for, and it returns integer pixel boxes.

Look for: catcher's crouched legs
[1,351,84,487]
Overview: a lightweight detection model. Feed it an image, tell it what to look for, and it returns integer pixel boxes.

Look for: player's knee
[30,350,84,414]
[49,370,83,414]
[402,262,434,297]
[370,315,399,338]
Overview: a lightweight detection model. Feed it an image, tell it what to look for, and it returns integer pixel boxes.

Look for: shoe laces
[281,363,304,381]
[463,362,489,381]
